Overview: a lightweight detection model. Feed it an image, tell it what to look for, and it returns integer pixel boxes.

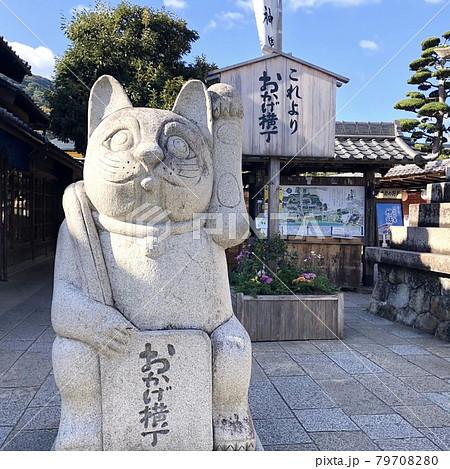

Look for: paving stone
[426,347,450,358]
[253,352,305,376]
[0,351,52,388]
[251,342,284,353]
[0,340,33,351]
[0,350,23,377]
[249,381,293,419]
[0,388,38,426]
[13,406,60,431]
[1,429,57,451]
[349,343,390,354]
[279,341,321,355]
[419,427,450,450]
[399,376,450,393]
[413,337,450,348]
[253,418,312,445]
[290,354,349,380]
[26,309,51,327]
[28,341,53,354]
[388,345,431,356]
[0,427,12,447]
[271,376,336,410]
[35,327,56,343]
[393,405,450,428]
[325,351,384,374]
[293,408,359,432]
[355,374,430,406]
[356,327,410,346]
[362,315,395,326]
[309,431,379,451]
[309,340,352,352]
[351,414,422,440]
[29,375,61,407]
[389,328,430,339]
[3,324,47,342]
[250,358,269,383]
[317,378,392,415]
[360,351,431,377]
[375,437,440,451]
[404,355,450,379]
[423,392,450,412]
[263,443,318,451]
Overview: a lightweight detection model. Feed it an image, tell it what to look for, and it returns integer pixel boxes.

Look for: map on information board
[255,185,365,237]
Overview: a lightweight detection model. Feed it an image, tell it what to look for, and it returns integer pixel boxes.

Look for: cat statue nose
[138,142,164,170]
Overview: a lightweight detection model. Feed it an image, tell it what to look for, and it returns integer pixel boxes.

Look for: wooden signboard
[214,53,347,158]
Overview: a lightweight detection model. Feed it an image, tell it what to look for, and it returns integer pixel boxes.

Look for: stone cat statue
[51,76,255,450]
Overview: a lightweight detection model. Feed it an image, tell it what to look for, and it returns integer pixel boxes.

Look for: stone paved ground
[0,259,449,451]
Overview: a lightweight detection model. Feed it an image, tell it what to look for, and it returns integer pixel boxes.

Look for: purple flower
[302,273,317,280]
[260,275,273,284]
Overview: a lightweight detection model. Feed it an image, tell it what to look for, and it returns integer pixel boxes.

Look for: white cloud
[424,0,445,3]
[287,0,380,10]
[163,0,188,8]
[205,20,217,31]
[359,39,379,51]
[215,11,246,29]
[236,0,254,11]
[8,41,55,79]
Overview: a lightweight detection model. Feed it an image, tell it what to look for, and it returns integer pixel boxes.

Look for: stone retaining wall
[367,178,450,342]
[368,264,450,341]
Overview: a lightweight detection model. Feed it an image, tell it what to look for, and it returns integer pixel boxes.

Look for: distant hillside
[1,74,54,110]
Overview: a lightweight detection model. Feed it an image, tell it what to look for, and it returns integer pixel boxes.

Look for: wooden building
[209,53,431,288]
[0,37,82,280]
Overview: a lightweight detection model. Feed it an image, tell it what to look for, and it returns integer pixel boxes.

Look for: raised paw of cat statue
[51,75,256,451]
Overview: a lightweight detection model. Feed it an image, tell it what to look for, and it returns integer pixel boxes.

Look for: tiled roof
[0,36,31,82]
[384,159,450,178]
[334,121,427,164]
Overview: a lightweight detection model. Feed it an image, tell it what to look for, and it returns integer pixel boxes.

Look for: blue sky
[0,0,449,123]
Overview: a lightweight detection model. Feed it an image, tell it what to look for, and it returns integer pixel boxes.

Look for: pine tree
[394,31,450,159]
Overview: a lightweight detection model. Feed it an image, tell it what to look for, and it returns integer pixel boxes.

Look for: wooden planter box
[234,292,344,342]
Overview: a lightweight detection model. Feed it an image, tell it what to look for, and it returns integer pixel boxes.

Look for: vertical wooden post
[363,170,377,287]
[268,156,280,240]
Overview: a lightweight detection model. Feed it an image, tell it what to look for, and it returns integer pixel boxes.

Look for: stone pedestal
[366,180,450,341]
[100,330,213,451]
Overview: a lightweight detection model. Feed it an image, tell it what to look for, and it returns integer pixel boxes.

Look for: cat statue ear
[172,80,213,147]
[88,75,132,138]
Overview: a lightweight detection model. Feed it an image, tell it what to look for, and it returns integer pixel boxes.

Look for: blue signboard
[376,203,403,239]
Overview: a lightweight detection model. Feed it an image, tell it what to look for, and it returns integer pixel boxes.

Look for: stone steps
[390,226,450,255]
[409,202,450,228]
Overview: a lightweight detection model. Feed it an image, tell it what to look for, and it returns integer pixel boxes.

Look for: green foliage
[394,98,426,111]
[395,31,450,158]
[1,74,53,109]
[398,118,420,132]
[422,37,441,50]
[406,91,426,99]
[229,237,337,297]
[432,68,450,79]
[48,0,216,153]
[407,70,432,84]
[409,58,433,71]
[417,102,450,117]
